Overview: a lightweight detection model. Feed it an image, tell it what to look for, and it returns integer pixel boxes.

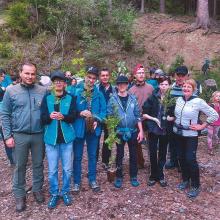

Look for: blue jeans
[73,133,99,184]
[45,142,73,196]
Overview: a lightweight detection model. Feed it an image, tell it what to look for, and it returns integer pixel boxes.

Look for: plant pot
[107,169,116,182]
[86,116,95,133]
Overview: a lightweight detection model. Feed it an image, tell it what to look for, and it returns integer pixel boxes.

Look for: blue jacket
[107,93,141,131]
[74,84,106,138]
[43,93,76,145]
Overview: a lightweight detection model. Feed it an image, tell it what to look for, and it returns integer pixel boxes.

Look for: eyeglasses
[53,80,65,84]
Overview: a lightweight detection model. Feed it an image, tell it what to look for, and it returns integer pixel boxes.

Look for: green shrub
[168,55,185,74]
[0,42,13,58]
[7,2,32,38]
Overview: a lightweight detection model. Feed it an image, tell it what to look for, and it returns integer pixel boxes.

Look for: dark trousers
[148,133,168,180]
[116,132,138,178]
[168,131,179,166]
[176,135,200,188]
[96,124,111,165]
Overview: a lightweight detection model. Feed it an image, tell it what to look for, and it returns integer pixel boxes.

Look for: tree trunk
[213,0,217,19]
[140,0,145,13]
[108,0,112,14]
[160,0,165,13]
[194,0,210,29]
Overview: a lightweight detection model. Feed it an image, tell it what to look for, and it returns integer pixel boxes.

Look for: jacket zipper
[28,88,32,133]
[180,99,186,125]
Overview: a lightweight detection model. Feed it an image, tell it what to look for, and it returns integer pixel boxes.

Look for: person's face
[159,80,170,93]
[150,73,156,79]
[20,65,37,85]
[175,73,188,86]
[213,93,220,103]
[99,71,110,85]
[182,83,193,97]
[117,83,128,93]
[0,74,4,83]
[85,73,97,87]
[65,71,72,79]
[53,78,66,91]
[135,68,145,82]
[71,79,77,86]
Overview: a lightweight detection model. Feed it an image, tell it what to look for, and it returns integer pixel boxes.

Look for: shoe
[114,178,123,188]
[177,181,189,190]
[147,179,157,186]
[187,187,200,198]
[15,197,26,212]
[33,191,45,204]
[48,195,59,209]
[62,193,72,206]
[89,181,100,192]
[73,184,80,194]
[159,179,168,187]
[130,177,140,187]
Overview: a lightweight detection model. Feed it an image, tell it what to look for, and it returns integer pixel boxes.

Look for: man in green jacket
[1,62,46,212]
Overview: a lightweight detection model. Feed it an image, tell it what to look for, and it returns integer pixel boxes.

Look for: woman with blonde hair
[173,79,218,198]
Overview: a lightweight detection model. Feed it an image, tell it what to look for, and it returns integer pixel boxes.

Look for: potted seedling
[104,106,121,182]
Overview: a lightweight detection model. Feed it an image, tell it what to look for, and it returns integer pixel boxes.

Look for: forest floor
[0,135,219,220]
[130,14,220,70]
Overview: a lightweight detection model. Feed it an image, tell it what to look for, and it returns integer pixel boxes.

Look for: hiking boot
[147,179,156,186]
[177,181,189,190]
[130,177,140,187]
[48,195,59,209]
[89,181,100,192]
[159,179,168,187]
[187,187,200,198]
[62,193,72,206]
[15,197,26,212]
[72,184,80,194]
[114,178,123,188]
[33,191,45,204]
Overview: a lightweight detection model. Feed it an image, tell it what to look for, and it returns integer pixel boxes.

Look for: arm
[40,94,52,125]
[190,99,219,131]
[1,89,13,140]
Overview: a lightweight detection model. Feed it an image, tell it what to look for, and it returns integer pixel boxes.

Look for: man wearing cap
[107,75,143,188]
[73,66,106,193]
[129,64,154,168]
[41,70,76,209]
[1,62,46,212]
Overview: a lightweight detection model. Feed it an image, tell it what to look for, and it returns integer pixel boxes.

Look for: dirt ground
[0,135,219,220]
[130,14,220,70]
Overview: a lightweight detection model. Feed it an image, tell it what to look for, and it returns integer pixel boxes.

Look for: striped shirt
[170,82,202,98]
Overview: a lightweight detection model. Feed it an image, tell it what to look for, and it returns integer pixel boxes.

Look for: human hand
[50,112,58,120]
[80,110,92,118]
[153,118,161,128]
[137,131,144,143]
[56,112,64,120]
[167,116,175,121]
[6,137,15,148]
[189,124,206,131]
[93,121,98,130]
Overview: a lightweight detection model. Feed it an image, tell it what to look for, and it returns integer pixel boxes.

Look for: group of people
[0,61,219,213]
